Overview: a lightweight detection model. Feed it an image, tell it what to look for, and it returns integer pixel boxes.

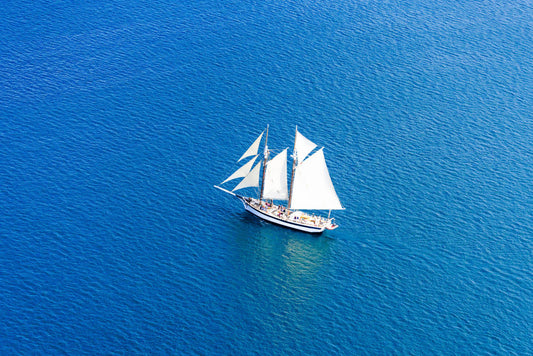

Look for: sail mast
[259,125,269,201]
[288,125,298,209]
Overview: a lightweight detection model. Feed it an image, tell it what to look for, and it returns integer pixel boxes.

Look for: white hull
[238,197,337,234]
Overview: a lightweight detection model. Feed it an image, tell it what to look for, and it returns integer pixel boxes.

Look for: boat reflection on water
[223,219,334,342]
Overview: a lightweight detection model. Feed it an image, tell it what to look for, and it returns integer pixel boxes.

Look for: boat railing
[249,199,330,228]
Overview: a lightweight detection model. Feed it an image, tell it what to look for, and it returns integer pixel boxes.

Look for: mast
[288,126,298,209]
[259,125,269,201]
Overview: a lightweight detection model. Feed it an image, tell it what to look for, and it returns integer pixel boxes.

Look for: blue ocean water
[1,0,532,354]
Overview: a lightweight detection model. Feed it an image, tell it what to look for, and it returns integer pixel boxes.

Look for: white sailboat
[214,126,344,234]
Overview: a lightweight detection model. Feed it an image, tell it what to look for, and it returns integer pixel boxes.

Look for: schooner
[214,126,344,233]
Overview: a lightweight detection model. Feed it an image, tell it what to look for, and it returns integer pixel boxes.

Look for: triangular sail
[238,132,264,162]
[290,148,343,210]
[232,162,261,191]
[221,155,258,184]
[262,149,288,200]
[294,130,317,165]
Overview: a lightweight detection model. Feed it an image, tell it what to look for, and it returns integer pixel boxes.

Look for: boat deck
[244,198,336,230]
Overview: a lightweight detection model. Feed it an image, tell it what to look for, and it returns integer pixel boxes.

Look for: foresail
[294,130,317,165]
[221,155,258,184]
[262,148,288,200]
[232,161,261,191]
[238,131,264,162]
[290,148,343,210]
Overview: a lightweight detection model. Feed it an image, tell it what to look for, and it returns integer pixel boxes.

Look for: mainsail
[262,148,288,200]
[289,148,343,210]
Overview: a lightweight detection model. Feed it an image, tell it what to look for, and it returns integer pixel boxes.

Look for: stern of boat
[325,218,339,230]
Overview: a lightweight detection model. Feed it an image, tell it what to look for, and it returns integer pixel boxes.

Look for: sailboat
[215,126,344,234]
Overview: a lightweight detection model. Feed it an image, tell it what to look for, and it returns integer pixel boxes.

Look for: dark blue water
[1,0,532,354]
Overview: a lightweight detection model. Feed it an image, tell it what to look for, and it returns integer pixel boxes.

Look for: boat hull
[239,197,327,234]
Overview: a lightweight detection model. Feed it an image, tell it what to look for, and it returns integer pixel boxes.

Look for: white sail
[221,155,258,184]
[233,162,261,191]
[262,148,288,200]
[290,148,343,210]
[216,126,343,233]
[294,130,317,165]
[238,132,264,162]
